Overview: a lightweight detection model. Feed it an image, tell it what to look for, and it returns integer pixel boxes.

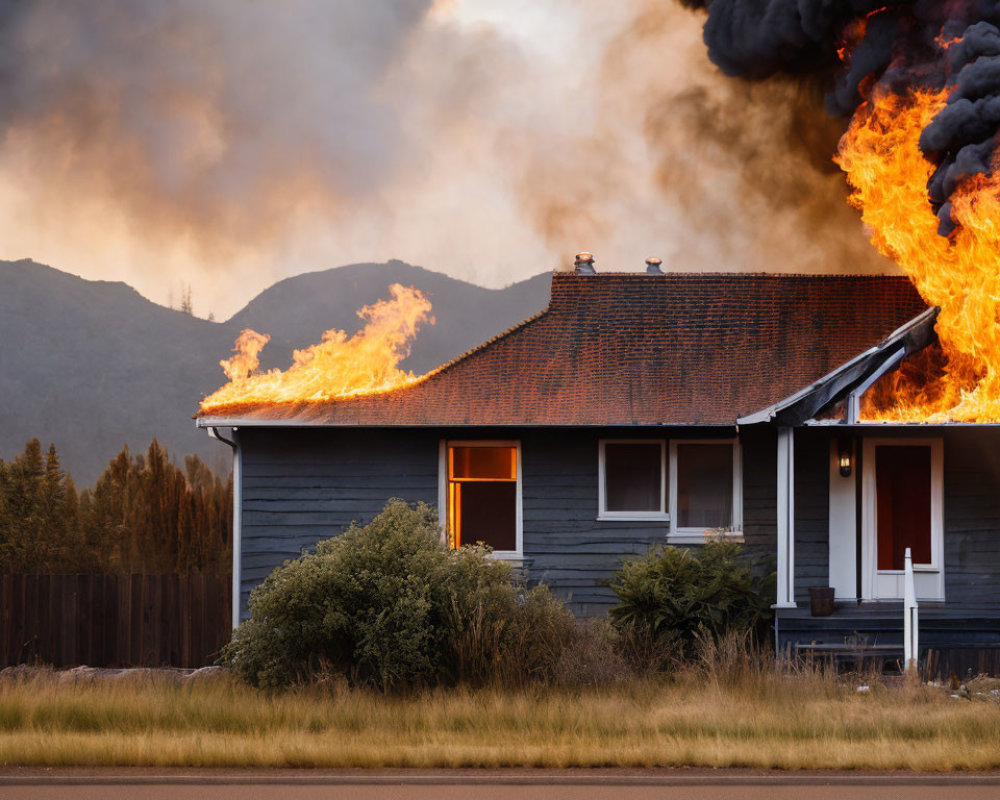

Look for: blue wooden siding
[792,429,830,604]
[519,431,666,615]
[238,428,439,619]
[943,428,1000,606]
[740,426,777,572]
[236,426,759,619]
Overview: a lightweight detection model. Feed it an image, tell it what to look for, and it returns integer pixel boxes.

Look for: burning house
[195,262,999,663]
[197,2,1000,669]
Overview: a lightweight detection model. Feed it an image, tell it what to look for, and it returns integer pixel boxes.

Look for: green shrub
[608,539,774,666]
[220,499,575,690]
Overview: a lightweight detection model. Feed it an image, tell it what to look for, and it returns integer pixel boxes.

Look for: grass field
[2,658,1000,771]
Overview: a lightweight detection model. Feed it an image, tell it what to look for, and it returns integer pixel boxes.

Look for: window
[669,440,742,541]
[442,441,521,556]
[674,442,735,529]
[598,440,667,519]
[598,438,742,539]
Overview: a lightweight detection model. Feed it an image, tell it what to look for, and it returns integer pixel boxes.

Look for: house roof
[196,272,929,428]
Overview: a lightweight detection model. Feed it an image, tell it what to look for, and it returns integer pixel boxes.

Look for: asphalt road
[3,772,1000,799]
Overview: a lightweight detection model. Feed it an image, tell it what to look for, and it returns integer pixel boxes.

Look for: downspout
[207,426,242,630]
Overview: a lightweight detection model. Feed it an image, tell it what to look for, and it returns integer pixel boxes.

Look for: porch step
[792,641,904,670]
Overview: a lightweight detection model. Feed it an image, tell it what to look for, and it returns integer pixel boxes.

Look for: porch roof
[197,272,928,428]
[737,306,939,427]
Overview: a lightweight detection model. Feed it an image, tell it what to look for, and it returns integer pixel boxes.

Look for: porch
[776,603,1000,677]
[769,424,1000,676]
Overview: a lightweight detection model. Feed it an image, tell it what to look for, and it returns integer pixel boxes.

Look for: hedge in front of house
[608,539,774,666]
[220,499,574,690]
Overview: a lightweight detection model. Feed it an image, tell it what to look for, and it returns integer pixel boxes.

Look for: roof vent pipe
[574,252,596,274]
[645,257,663,274]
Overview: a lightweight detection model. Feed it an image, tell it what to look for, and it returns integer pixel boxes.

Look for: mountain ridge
[1,259,551,485]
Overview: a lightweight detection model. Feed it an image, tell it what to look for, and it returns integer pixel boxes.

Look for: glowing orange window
[447,444,518,552]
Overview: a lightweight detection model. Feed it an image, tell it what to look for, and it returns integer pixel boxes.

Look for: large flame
[200,283,433,414]
[837,87,1000,422]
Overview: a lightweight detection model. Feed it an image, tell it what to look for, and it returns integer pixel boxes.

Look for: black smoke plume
[687,0,1000,235]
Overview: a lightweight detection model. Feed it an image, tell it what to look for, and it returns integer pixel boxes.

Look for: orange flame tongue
[220,329,271,381]
[200,283,434,413]
[837,87,1000,422]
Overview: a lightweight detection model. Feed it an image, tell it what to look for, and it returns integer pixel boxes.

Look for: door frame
[860,437,944,601]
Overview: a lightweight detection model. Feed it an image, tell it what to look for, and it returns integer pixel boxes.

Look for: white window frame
[860,437,944,601]
[598,439,669,522]
[596,438,743,543]
[668,438,743,544]
[438,439,523,560]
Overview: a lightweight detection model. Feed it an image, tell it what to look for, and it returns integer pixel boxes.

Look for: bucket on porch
[809,586,836,617]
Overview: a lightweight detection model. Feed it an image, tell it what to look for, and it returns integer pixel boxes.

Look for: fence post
[904,547,919,675]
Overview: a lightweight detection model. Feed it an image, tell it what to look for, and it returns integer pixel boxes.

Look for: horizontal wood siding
[793,429,829,604]
[943,428,1000,606]
[239,428,439,619]
[741,426,777,577]
[238,426,769,619]
[521,431,666,616]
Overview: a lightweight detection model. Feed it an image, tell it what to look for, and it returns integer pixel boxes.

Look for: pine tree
[180,284,193,316]
[1,437,232,576]
[39,443,67,568]
[60,474,89,572]
[0,439,46,572]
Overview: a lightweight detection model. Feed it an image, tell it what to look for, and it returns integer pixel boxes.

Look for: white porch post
[775,426,797,608]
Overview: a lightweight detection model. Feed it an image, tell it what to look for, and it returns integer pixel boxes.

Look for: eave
[195,418,741,430]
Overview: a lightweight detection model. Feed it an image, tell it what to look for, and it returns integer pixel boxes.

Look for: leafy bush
[608,539,774,666]
[220,499,576,690]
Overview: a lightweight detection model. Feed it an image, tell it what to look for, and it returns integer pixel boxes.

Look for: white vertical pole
[904,547,919,674]
[231,431,242,630]
[775,427,797,608]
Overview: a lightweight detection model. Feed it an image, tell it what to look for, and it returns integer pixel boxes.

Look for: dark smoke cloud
[696,0,895,81]
[687,0,1000,236]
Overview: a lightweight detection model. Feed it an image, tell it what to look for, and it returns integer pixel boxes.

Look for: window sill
[487,551,525,561]
[667,531,744,545]
[597,513,670,523]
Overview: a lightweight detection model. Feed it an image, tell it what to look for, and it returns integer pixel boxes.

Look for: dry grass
[2,657,1000,771]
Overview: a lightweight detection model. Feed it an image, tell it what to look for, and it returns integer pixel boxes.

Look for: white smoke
[0,0,893,318]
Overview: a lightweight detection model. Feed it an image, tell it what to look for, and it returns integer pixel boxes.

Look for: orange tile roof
[199,272,928,426]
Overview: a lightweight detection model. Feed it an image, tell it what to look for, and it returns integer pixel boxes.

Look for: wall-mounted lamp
[838,436,853,478]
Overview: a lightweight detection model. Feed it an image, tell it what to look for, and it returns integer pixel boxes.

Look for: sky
[0,0,894,320]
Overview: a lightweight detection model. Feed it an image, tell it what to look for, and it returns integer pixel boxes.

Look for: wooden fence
[0,574,231,669]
